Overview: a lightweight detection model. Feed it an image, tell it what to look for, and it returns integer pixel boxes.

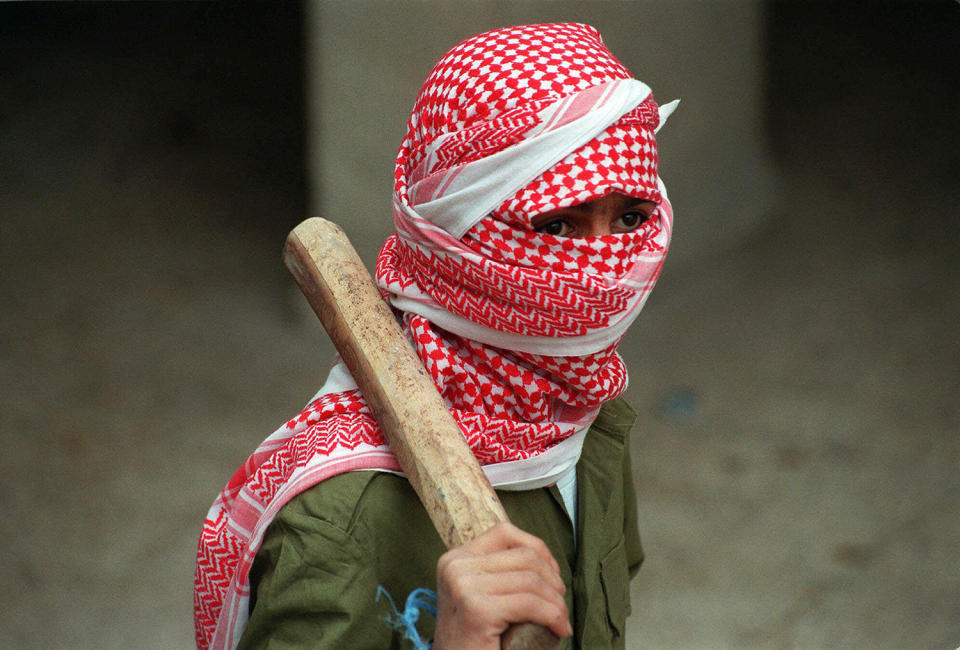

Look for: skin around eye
[613,209,657,232]
[531,194,657,238]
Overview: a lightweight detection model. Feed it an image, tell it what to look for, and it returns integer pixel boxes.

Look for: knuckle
[528,536,550,555]
[490,521,512,540]
[436,554,453,575]
[518,547,541,565]
[437,556,464,585]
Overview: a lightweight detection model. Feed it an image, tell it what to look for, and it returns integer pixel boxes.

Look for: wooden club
[283,217,560,650]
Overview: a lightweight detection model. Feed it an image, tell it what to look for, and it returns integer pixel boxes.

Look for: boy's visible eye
[614,210,651,233]
[534,218,572,237]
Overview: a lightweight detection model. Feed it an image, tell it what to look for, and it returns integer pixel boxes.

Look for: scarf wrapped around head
[194,23,677,649]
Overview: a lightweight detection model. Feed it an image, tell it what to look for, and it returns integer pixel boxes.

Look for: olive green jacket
[239,398,642,649]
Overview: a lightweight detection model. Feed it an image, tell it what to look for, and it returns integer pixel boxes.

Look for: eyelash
[619,211,649,227]
[536,211,652,236]
[539,220,568,235]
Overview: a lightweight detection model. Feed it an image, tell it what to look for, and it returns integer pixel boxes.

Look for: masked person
[194,22,677,650]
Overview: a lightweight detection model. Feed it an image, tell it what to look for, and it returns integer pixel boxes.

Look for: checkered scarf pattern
[194,23,673,649]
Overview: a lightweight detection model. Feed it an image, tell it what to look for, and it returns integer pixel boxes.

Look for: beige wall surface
[305,0,778,274]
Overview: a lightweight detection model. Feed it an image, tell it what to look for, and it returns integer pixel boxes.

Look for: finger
[444,546,566,593]
[439,563,569,637]
[461,568,569,609]
[457,522,560,574]
[462,590,572,640]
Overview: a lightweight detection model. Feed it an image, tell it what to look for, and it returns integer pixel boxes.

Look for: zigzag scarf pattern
[194,23,675,649]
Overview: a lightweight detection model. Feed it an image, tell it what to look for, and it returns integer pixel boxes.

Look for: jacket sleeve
[237,499,395,649]
[622,443,645,579]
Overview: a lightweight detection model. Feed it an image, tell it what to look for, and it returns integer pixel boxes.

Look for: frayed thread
[376,585,437,650]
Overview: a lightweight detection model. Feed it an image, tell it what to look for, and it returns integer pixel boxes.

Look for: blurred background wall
[1,2,957,647]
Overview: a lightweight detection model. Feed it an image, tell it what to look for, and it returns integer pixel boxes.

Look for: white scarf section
[406,79,676,238]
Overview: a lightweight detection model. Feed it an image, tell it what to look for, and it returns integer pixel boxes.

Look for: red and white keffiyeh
[194,23,677,649]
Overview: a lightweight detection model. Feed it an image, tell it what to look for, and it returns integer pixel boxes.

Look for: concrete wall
[304,0,779,274]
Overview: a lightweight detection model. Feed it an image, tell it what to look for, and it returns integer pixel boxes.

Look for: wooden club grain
[283,217,561,650]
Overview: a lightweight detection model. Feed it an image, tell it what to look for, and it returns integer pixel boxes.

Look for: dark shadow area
[0,3,307,244]
[766,1,960,222]
[0,5,314,646]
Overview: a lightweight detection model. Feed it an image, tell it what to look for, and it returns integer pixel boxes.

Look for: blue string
[376,585,437,650]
